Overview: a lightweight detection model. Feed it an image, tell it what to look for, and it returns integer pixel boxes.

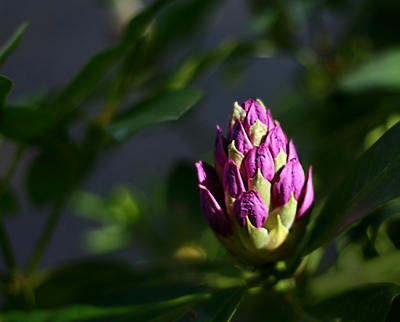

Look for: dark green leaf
[54,0,169,107]
[0,75,13,107]
[0,186,19,216]
[179,287,246,322]
[339,48,400,92]
[305,122,400,253]
[308,283,400,322]
[0,22,28,67]
[33,260,239,309]
[105,88,203,141]
[55,48,120,106]
[0,105,58,142]
[26,145,79,206]
[2,294,209,322]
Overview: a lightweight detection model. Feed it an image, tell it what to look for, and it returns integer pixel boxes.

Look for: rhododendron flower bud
[195,98,314,266]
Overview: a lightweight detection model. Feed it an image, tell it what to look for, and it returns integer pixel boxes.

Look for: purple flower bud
[230,119,253,155]
[288,139,298,161]
[266,108,275,131]
[233,190,268,228]
[297,166,314,219]
[272,159,305,207]
[239,99,255,112]
[215,125,228,172]
[243,99,268,132]
[195,161,224,207]
[223,160,245,198]
[199,184,232,236]
[265,124,288,158]
[244,144,275,181]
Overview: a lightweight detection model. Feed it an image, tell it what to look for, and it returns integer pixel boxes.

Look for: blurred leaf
[308,283,400,322]
[105,88,203,141]
[305,122,400,253]
[26,145,79,206]
[179,287,245,322]
[32,260,241,309]
[55,48,120,106]
[166,41,238,90]
[340,48,400,92]
[0,186,19,216]
[2,294,209,322]
[0,75,13,107]
[0,22,28,67]
[307,251,400,300]
[0,105,58,142]
[54,0,170,106]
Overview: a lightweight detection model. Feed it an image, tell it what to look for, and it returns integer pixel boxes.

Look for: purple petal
[265,124,288,158]
[267,108,275,131]
[233,190,268,228]
[288,139,299,161]
[215,125,228,168]
[199,185,232,236]
[195,161,224,207]
[244,144,275,181]
[272,159,305,207]
[230,119,253,155]
[223,160,245,198]
[243,99,268,132]
[297,166,314,219]
[239,98,255,112]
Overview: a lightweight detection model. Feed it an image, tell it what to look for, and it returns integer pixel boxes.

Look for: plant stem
[0,145,24,274]
[26,198,66,275]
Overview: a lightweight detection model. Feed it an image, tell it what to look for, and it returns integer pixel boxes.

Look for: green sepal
[248,169,271,209]
[249,119,267,146]
[241,216,270,251]
[265,192,297,230]
[224,187,235,215]
[274,147,287,173]
[256,98,266,110]
[228,141,245,168]
[265,215,289,251]
[230,102,246,129]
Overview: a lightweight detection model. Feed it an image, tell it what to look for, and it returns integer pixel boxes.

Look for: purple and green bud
[195,98,314,266]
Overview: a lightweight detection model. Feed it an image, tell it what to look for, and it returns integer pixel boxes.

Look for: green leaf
[1,294,209,322]
[179,287,246,322]
[305,122,400,253]
[0,105,58,142]
[26,145,79,206]
[307,251,400,300]
[105,88,203,141]
[340,48,400,91]
[308,283,400,322]
[0,75,13,107]
[54,0,169,106]
[33,260,238,309]
[0,22,29,68]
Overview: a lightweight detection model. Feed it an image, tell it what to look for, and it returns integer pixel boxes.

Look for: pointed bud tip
[297,166,314,219]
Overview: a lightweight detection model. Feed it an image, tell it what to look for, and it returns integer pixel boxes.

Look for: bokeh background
[1,0,400,284]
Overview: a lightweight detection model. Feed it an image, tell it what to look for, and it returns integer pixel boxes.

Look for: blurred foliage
[1,0,400,321]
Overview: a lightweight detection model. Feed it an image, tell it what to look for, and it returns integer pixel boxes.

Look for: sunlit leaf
[305,122,400,253]
[105,88,203,141]
[0,22,28,67]
[340,48,400,91]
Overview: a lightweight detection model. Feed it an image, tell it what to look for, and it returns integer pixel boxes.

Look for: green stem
[26,198,66,275]
[0,145,24,274]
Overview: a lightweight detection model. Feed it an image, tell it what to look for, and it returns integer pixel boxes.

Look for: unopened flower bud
[195,98,314,266]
